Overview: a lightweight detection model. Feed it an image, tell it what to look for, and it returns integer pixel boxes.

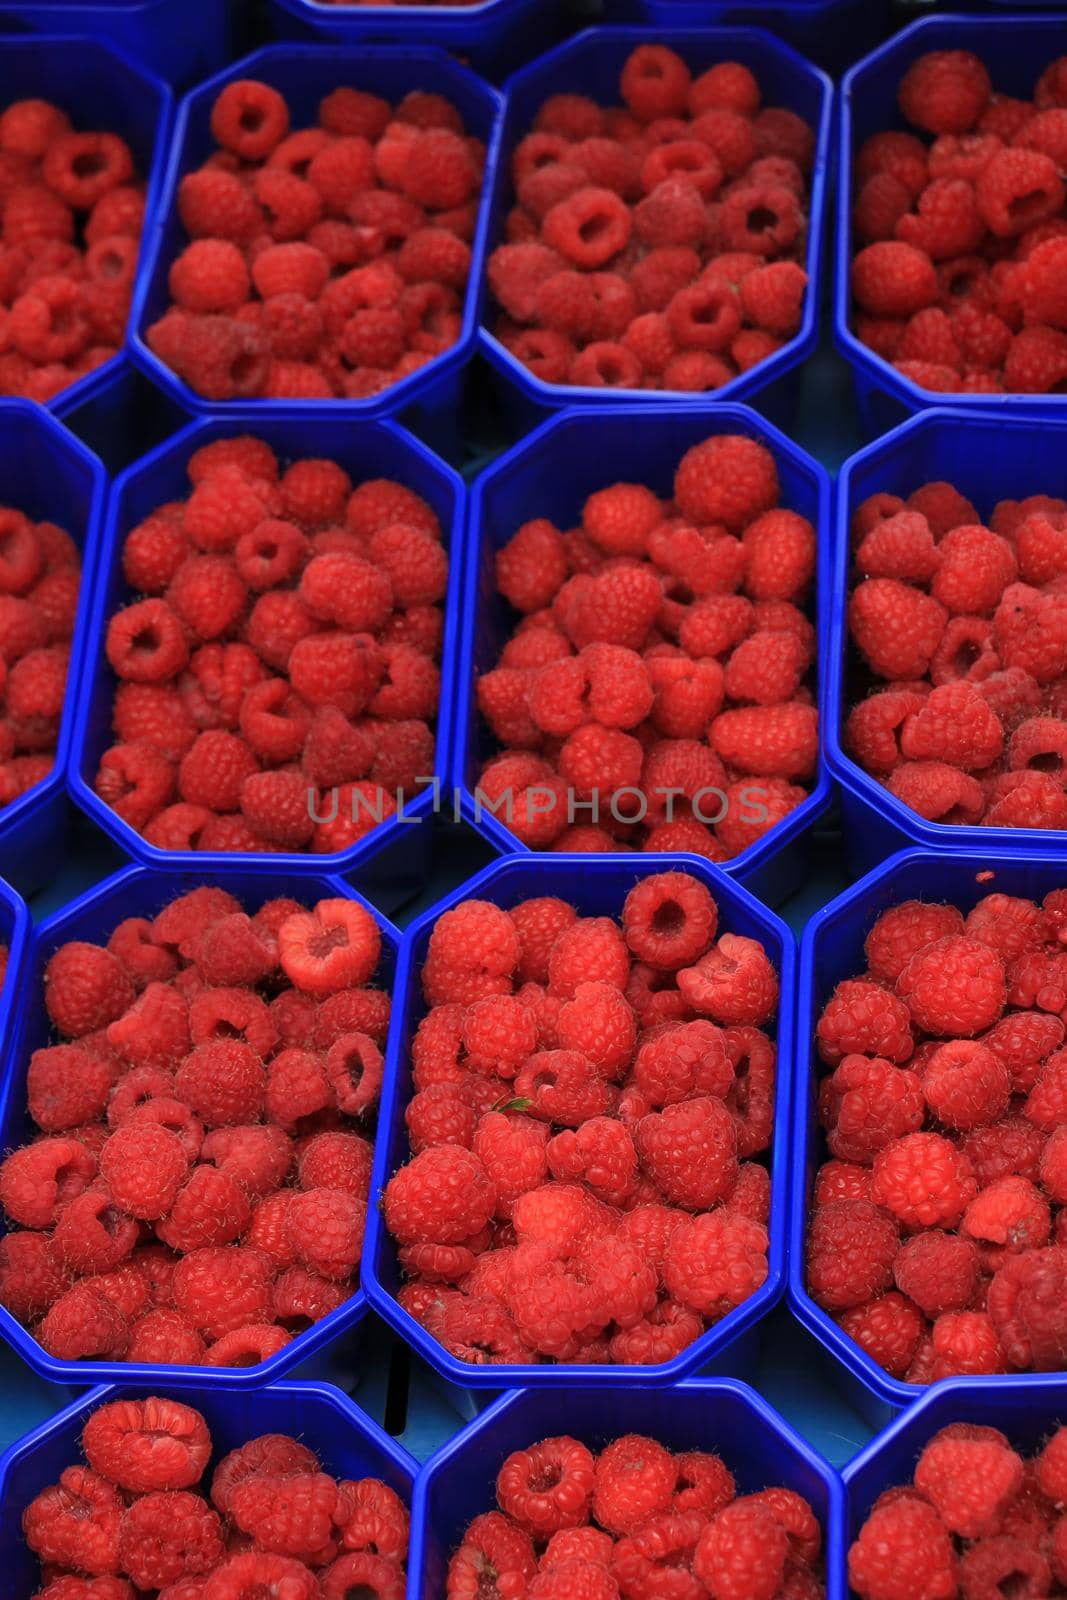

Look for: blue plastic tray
[128,44,504,451]
[0,402,107,900]
[267,0,567,82]
[0,860,401,1388]
[454,401,834,908]
[0,0,233,88]
[476,26,833,437]
[411,1377,845,1598]
[835,13,1067,439]
[789,845,1067,1427]
[0,1378,415,1600]
[600,0,887,76]
[839,1375,1067,1600]
[69,411,466,914]
[0,876,30,1080]
[56,359,193,477]
[0,35,172,422]
[364,849,795,1389]
[827,405,1067,878]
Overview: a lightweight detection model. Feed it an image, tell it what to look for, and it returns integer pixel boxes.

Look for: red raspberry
[621,873,717,972]
[693,1499,787,1600]
[899,50,992,136]
[99,1122,189,1220]
[127,1308,205,1364]
[204,1553,319,1600]
[673,435,778,533]
[852,242,938,317]
[848,1495,957,1600]
[496,1436,595,1537]
[0,1230,69,1321]
[838,1291,924,1377]
[118,1490,224,1589]
[872,1132,977,1229]
[806,1198,898,1311]
[664,1209,769,1320]
[817,979,914,1065]
[591,1434,675,1535]
[38,1282,129,1360]
[978,147,1064,238]
[709,702,817,779]
[171,1246,274,1343]
[921,1039,1011,1130]
[894,1229,979,1318]
[448,1514,536,1600]
[28,1044,113,1131]
[229,1471,337,1560]
[44,941,134,1038]
[174,1040,264,1127]
[822,1055,925,1161]
[676,934,778,1027]
[286,1187,364,1280]
[384,1146,495,1246]
[963,1174,1050,1260]
[0,1135,96,1228]
[896,934,1006,1036]
[864,900,965,984]
[23,1467,123,1575]
[915,1430,1024,1538]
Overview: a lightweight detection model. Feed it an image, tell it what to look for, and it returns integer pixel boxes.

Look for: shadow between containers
[0,402,107,898]
[824,405,1067,881]
[834,13,1067,441]
[476,25,833,439]
[452,401,835,910]
[67,410,467,916]
[0,860,401,1389]
[126,43,504,450]
[363,850,796,1391]
[0,1378,416,1599]
[788,844,1067,1430]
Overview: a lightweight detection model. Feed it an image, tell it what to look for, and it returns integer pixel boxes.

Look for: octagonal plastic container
[267,0,566,82]
[0,874,30,1073]
[835,13,1067,440]
[477,26,832,438]
[364,850,795,1390]
[0,36,172,421]
[411,1379,846,1599]
[0,402,107,898]
[0,1379,415,1600]
[826,406,1067,879]
[840,1376,1067,1598]
[69,412,465,914]
[0,2,230,89]
[455,402,834,908]
[789,845,1067,1427]
[0,861,399,1388]
[129,44,503,450]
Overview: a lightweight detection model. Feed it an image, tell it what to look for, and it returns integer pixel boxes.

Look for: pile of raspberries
[0,97,146,403]
[382,870,777,1367]
[806,885,1067,1383]
[850,48,1067,395]
[488,45,815,394]
[448,1432,822,1600]
[145,77,484,402]
[850,1420,1067,1600]
[22,1395,410,1600]
[94,434,446,856]
[0,501,81,815]
[0,885,388,1367]
[845,474,1067,832]
[475,430,818,858]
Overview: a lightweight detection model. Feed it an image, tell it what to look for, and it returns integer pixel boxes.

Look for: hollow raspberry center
[651,899,685,935]
[72,150,106,179]
[747,205,779,234]
[308,925,348,960]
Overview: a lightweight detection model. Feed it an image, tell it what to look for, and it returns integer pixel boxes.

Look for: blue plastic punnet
[0,36,172,421]
[364,851,795,1389]
[410,1379,846,1598]
[455,402,834,907]
[267,0,566,82]
[129,45,503,440]
[68,412,466,912]
[477,27,832,436]
[0,862,399,1387]
[0,403,107,898]
[835,13,1067,439]
[839,1377,1067,1598]
[0,1379,415,1599]
[0,875,30,1077]
[827,406,1067,878]
[789,846,1067,1426]
[599,0,887,76]
[0,1,232,88]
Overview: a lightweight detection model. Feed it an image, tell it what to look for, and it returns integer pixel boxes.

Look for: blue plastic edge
[363,849,796,1388]
[476,25,833,415]
[0,860,401,1388]
[452,400,835,907]
[127,43,504,421]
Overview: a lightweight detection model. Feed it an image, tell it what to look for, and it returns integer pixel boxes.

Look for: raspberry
[872,1132,978,1229]
[921,1039,1011,1130]
[894,1229,979,1318]
[171,1246,273,1343]
[806,1198,898,1310]
[839,1292,924,1377]
[286,1187,363,1280]
[117,1490,224,1589]
[496,1437,595,1537]
[693,1500,787,1600]
[915,1432,1024,1539]
[896,934,1006,1035]
[23,1467,124,1576]
[865,900,965,984]
[384,1146,495,1246]
[822,1055,925,1161]
[899,50,992,136]
[44,941,135,1038]
[664,1209,769,1320]
[852,242,938,317]
[38,1282,129,1360]
[676,934,778,1028]
[28,1044,112,1131]
[589,1434,675,1536]
[672,435,778,534]
[98,1122,189,1220]
[848,1495,957,1600]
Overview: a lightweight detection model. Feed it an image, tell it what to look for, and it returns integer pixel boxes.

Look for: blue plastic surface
[455,402,834,907]
[0,402,107,900]
[0,876,30,1085]
[410,1379,845,1598]
[826,406,1067,878]
[477,26,832,433]
[840,1377,1067,1599]
[267,0,567,82]
[364,850,795,1388]
[789,846,1067,1424]
[0,0,231,88]
[0,36,172,420]
[599,0,887,77]
[0,861,400,1388]
[55,359,193,477]
[0,1379,416,1600]
[68,412,466,914]
[835,13,1067,439]
[128,45,503,442]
